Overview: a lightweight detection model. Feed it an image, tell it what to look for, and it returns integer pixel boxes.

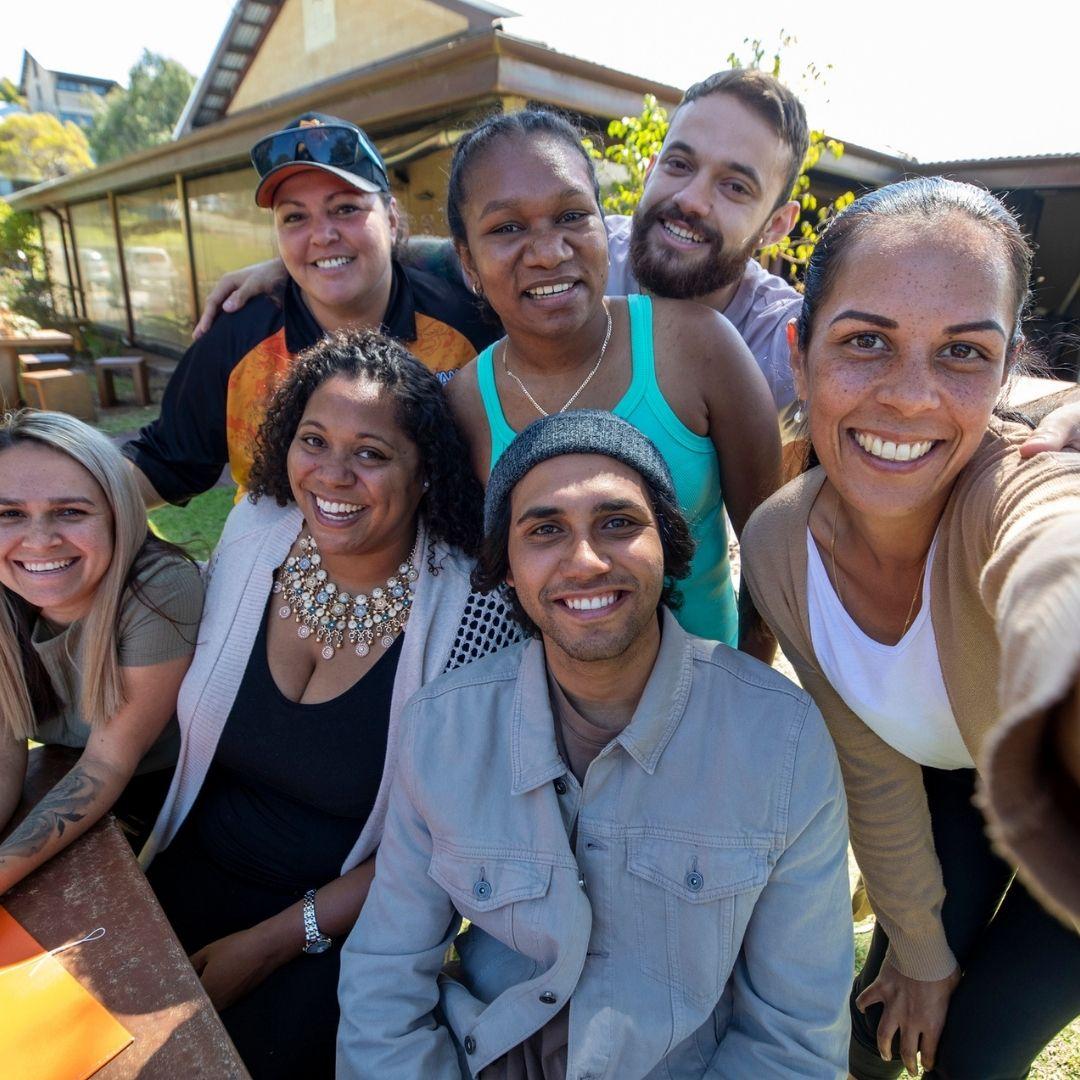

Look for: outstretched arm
[0,655,189,895]
[192,258,288,339]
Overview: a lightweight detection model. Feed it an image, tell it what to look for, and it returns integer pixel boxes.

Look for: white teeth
[662,221,707,243]
[20,559,75,572]
[315,496,363,515]
[854,432,934,462]
[564,593,617,611]
[315,256,352,269]
[526,283,573,297]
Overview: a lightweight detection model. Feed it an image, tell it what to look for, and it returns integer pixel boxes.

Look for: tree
[88,50,194,164]
[0,112,93,181]
[0,77,25,108]
[585,35,855,281]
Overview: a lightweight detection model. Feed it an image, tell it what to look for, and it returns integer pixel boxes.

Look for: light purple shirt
[604,214,802,417]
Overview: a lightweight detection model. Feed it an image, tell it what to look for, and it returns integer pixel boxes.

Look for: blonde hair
[0,410,148,739]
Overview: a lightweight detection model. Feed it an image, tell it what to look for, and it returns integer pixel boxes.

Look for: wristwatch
[301,889,332,954]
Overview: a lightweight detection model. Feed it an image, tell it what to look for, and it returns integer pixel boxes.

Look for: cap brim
[255,162,383,207]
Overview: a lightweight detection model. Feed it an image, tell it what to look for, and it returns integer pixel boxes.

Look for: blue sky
[5,0,1079,162]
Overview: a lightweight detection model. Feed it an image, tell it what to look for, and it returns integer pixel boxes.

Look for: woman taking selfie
[143,329,519,1078]
[0,410,201,894]
[442,108,781,655]
[742,178,1080,1079]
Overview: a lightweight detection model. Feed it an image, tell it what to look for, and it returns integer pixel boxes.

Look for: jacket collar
[510,608,696,794]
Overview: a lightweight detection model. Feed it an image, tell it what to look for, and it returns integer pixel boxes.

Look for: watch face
[303,936,332,955]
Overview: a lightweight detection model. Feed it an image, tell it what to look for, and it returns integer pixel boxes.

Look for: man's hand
[190,924,295,1011]
[192,258,288,340]
[856,960,960,1075]
[1019,399,1080,458]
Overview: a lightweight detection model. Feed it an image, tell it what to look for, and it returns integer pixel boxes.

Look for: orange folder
[0,905,132,1079]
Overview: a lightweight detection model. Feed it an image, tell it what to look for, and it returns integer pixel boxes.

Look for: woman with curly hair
[143,328,520,1079]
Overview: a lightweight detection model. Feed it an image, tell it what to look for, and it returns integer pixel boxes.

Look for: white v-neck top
[806,530,975,770]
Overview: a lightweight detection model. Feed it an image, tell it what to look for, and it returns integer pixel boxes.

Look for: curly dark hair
[470,470,696,637]
[247,328,484,556]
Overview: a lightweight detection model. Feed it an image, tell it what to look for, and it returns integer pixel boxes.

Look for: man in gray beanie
[337,411,852,1079]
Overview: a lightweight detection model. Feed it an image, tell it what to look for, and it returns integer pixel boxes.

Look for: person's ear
[758,200,800,250]
[455,240,483,298]
[788,319,810,403]
[385,196,400,243]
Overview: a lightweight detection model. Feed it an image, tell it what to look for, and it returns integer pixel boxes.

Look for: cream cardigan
[743,427,1080,979]
[141,497,497,873]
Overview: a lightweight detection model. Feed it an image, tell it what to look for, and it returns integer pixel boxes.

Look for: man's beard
[629,201,755,300]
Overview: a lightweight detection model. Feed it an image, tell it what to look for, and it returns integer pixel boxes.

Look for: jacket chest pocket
[429,846,553,953]
[627,836,769,1009]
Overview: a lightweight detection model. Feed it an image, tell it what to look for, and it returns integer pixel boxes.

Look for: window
[187,169,277,311]
[117,184,192,349]
[70,199,126,333]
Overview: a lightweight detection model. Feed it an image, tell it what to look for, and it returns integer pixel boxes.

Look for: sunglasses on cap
[250,122,389,193]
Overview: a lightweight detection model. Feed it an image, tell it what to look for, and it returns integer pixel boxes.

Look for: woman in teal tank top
[443,109,781,658]
[477,294,738,643]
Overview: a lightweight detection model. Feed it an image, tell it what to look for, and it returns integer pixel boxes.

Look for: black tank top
[189,598,402,891]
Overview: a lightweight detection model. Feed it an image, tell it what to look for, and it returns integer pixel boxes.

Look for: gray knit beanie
[483,410,676,533]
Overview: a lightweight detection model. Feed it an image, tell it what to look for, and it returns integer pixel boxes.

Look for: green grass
[148,485,235,559]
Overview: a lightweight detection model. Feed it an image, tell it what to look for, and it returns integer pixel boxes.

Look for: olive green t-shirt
[30,552,204,774]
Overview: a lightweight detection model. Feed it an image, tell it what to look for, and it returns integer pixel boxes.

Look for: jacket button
[685,871,704,892]
[473,878,492,900]
[553,778,567,795]
[539,990,558,1005]
[464,1035,476,1054]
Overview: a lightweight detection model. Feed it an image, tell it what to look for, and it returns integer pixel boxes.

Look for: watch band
[302,888,332,954]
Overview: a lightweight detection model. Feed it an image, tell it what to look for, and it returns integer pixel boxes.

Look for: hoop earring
[471,280,484,300]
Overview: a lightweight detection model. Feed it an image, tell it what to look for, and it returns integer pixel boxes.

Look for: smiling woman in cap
[122,113,497,509]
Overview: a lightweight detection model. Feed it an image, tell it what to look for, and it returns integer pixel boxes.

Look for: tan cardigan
[742,426,1080,980]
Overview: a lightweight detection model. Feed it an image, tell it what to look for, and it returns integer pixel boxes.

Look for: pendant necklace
[503,300,613,418]
[273,533,419,661]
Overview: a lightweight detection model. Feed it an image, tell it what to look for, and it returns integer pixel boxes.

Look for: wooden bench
[21,368,96,421]
[95,355,151,407]
[18,352,74,372]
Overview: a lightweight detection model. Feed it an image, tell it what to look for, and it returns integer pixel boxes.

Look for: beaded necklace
[273,533,419,661]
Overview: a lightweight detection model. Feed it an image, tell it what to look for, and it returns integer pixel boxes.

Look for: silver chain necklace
[273,532,419,661]
[502,300,613,418]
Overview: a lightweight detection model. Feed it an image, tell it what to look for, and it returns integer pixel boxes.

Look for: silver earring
[471,281,483,299]
[422,479,430,490]
[792,400,805,425]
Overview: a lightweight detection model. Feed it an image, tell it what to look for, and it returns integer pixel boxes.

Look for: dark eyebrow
[829,310,899,329]
[479,187,589,218]
[0,496,96,506]
[516,504,559,525]
[662,141,762,189]
[514,498,648,526]
[297,420,394,447]
[944,320,1007,338]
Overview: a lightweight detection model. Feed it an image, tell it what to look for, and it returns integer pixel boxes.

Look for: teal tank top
[476,293,737,646]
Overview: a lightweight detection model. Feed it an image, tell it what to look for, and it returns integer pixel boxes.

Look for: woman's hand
[192,257,288,339]
[856,960,961,1075]
[191,925,292,1011]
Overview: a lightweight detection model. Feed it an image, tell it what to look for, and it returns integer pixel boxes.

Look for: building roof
[7,28,680,212]
[175,0,517,136]
[18,51,118,95]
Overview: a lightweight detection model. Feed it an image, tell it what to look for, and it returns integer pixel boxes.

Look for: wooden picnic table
[3,746,250,1078]
[0,329,75,409]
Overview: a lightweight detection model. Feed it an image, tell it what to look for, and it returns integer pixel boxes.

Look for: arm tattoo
[0,766,105,865]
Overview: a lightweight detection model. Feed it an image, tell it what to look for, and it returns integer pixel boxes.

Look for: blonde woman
[0,411,203,894]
